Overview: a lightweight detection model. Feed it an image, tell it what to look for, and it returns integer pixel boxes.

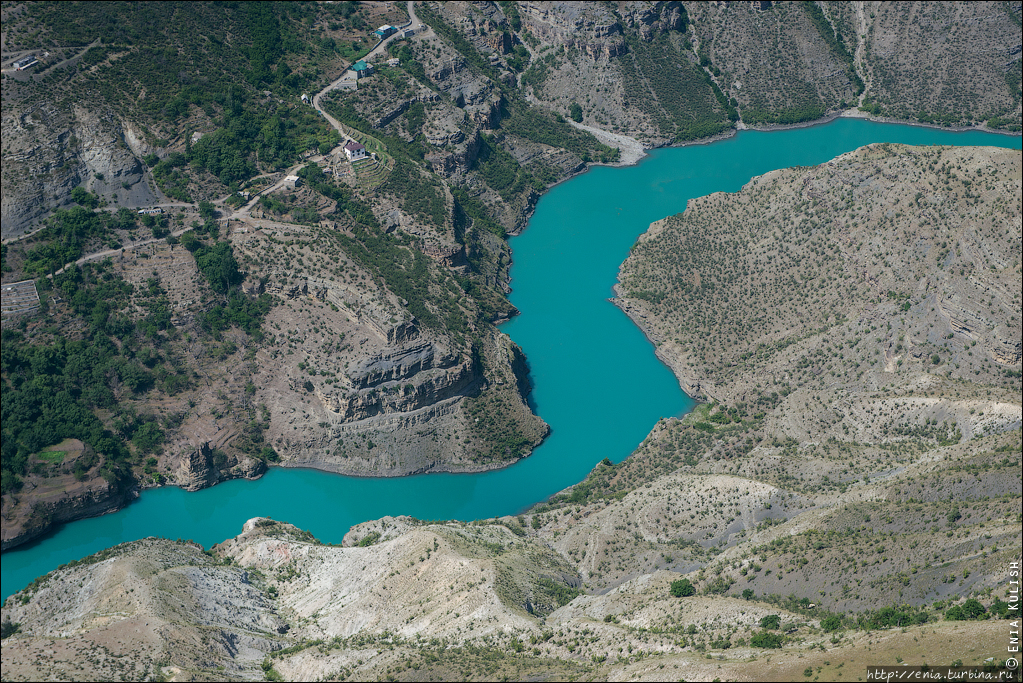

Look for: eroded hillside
[3,144,1020,681]
[827,1,1023,126]
[511,0,1020,143]
[3,0,621,549]
[2,492,1016,681]
[616,144,1021,405]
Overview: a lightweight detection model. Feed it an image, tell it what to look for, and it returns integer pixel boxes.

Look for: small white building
[282,175,302,189]
[13,55,38,71]
[343,140,366,161]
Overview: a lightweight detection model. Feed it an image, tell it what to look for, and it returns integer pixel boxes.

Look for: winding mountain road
[37,3,426,277]
[313,1,420,137]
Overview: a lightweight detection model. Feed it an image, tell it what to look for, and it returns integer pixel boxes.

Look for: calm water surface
[2,118,1019,600]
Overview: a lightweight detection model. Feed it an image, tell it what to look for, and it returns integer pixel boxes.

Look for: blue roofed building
[352,60,374,78]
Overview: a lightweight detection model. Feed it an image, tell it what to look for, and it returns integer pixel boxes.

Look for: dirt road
[312,1,420,135]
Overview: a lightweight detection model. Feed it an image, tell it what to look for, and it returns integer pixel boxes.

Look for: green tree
[71,186,99,209]
[198,201,216,222]
[193,241,242,294]
[821,614,843,632]
[750,631,784,648]
[946,599,987,621]
[179,230,201,252]
[670,578,696,597]
[569,102,583,123]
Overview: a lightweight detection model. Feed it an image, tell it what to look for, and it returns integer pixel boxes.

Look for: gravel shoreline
[574,107,1019,171]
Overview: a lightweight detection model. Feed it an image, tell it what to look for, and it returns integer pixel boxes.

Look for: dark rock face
[176,442,220,492]
[175,442,267,492]
[1,101,157,239]
[486,30,512,55]
[1,476,134,551]
[348,341,455,390]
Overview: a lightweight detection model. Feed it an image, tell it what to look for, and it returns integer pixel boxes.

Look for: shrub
[1,620,21,640]
[821,614,843,632]
[670,578,696,597]
[750,630,784,648]
[569,102,583,122]
[946,598,987,621]
[357,532,381,547]
[71,186,100,209]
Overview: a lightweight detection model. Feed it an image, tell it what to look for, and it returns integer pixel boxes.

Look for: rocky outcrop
[425,128,484,178]
[175,442,220,492]
[486,30,512,55]
[1,475,133,551]
[618,1,686,40]
[425,127,465,146]
[175,441,267,492]
[318,343,480,422]
[518,2,631,60]
[507,333,534,399]
[422,240,468,267]
[348,340,457,389]
[265,274,419,345]
[1,101,157,239]
[988,327,1022,365]
[429,56,495,108]
[372,92,441,129]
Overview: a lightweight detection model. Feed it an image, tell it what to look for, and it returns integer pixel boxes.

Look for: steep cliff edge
[0,217,549,548]
[0,469,133,552]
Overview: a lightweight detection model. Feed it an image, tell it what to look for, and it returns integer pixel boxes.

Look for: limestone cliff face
[228,225,548,479]
[316,340,481,422]
[0,474,133,551]
[0,99,157,239]
[618,0,686,40]
[425,128,484,178]
[518,1,683,57]
[173,442,268,492]
[175,442,219,492]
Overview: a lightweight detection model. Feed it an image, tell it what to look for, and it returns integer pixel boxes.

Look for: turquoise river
[2,118,1019,601]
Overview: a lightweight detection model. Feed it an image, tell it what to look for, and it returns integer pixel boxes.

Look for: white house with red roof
[343,140,366,161]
